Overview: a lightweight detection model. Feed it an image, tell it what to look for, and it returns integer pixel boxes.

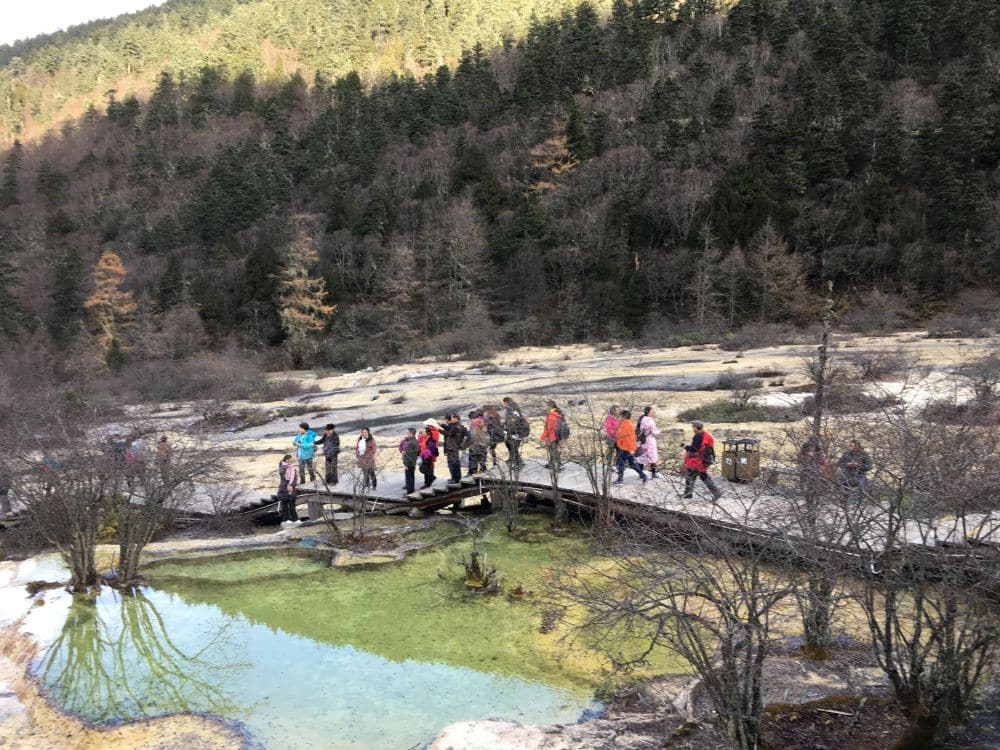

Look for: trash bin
[721,438,760,483]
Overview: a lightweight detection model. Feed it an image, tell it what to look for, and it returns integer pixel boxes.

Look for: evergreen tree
[0,140,22,209]
[47,248,85,346]
[231,70,257,115]
[36,159,68,207]
[188,65,225,127]
[709,85,737,129]
[157,254,185,311]
[0,229,25,340]
[566,103,594,161]
[144,71,179,131]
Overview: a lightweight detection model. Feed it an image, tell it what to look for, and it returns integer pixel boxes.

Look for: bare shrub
[847,349,921,381]
[927,313,992,339]
[839,292,909,332]
[719,323,797,351]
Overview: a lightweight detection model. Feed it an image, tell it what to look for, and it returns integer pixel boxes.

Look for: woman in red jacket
[540,400,563,471]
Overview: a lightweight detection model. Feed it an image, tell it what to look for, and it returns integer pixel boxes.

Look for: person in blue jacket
[293,422,318,483]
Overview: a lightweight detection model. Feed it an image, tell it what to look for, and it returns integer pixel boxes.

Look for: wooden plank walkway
[233,459,1000,566]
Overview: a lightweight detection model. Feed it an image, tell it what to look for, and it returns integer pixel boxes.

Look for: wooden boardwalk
[232,459,1000,578]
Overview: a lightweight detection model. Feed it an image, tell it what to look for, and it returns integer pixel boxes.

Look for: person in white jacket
[635,406,662,478]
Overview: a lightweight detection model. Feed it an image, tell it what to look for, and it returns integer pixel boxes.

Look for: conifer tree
[157,254,185,311]
[84,250,137,362]
[144,71,179,131]
[0,234,25,340]
[0,140,22,209]
[231,70,257,115]
[566,103,594,161]
[277,237,335,366]
[48,248,85,347]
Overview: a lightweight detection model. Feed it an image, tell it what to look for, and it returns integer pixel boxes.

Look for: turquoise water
[32,525,604,749]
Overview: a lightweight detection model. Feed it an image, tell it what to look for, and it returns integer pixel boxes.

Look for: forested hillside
[0,0,608,143]
[0,0,998,392]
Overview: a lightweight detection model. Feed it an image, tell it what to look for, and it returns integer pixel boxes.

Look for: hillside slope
[0,0,998,383]
[0,0,608,143]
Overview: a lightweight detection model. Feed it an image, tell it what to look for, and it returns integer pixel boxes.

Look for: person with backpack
[293,422,318,483]
[502,397,527,468]
[484,405,505,468]
[613,410,648,485]
[315,423,341,485]
[277,454,300,526]
[468,410,490,475]
[418,424,439,488]
[635,406,662,478]
[356,427,378,490]
[399,428,420,494]
[682,420,722,501]
[541,400,567,471]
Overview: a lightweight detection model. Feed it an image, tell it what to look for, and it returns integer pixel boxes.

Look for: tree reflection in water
[38,589,247,721]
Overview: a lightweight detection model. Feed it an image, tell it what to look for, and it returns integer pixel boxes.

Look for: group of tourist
[274,402,876,523]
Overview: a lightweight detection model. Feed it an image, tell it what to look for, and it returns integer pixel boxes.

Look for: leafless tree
[13,440,111,592]
[112,429,229,587]
[840,405,1000,745]
[550,490,795,750]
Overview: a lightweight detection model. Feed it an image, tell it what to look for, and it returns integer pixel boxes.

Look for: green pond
[32,517,684,749]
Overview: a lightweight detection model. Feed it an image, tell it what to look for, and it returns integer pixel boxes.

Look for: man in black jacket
[442,413,468,484]
[315,424,341,485]
[399,428,420,494]
[501,397,527,468]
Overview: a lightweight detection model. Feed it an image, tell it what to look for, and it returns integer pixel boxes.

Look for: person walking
[501,397,527,468]
[484,405,504,468]
[293,422,318,483]
[418,425,438,488]
[541,400,563,471]
[315,423,341,485]
[797,436,831,490]
[443,413,468,484]
[682,420,722,501]
[468,410,490,475]
[603,406,621,463]
[356,427,378,490]
[613,410,647,485]
[635,406,662,478]
[277,454,299,525]
[399,428,420,494]
[837,439,873,504]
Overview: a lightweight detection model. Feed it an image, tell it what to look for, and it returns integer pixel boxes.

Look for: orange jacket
[616,419,637,453]
[541,409,560,443]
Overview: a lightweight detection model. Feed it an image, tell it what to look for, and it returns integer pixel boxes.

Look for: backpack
[513,414,530,437]
[555,412,570,441]
[702,444,716,467]
[635,416,647,444]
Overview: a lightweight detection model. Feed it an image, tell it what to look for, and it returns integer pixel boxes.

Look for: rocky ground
[2,330,998,749]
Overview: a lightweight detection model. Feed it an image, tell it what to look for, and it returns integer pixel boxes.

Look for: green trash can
[721,438,760,483]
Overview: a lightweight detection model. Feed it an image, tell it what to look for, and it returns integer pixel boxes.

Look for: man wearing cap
[682,420,722,501]
[399,428,420,494]
[315,424,340,485]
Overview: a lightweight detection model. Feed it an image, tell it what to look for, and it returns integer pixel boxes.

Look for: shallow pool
[32,519,617,749]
